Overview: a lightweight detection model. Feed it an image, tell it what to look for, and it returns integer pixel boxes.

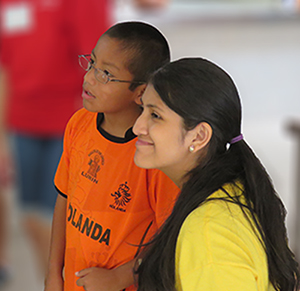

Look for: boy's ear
[134,84,147,105]
[190,122,212,153]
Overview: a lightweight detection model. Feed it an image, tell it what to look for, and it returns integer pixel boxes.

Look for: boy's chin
[83,101,100,113]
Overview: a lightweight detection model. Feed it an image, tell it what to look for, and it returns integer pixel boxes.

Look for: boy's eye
[87,58,95,70]
[103,69,112,77]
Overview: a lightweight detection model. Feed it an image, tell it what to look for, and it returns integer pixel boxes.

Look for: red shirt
[0,0,111,136]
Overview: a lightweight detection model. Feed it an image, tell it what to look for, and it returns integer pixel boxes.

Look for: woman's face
[133,85,197,184]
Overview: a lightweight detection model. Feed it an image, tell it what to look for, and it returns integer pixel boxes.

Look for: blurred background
[0,0,300,290]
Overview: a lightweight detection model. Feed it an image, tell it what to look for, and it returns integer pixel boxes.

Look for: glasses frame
[78,54,145,85]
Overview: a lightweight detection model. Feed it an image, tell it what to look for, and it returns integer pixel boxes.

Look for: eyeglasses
[78,54,145,85]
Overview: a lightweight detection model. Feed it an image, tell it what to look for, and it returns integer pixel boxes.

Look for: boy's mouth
[82,89,96,99]
[86,90,94,97]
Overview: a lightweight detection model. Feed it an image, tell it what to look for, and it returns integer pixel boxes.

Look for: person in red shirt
[0,0,111,275]
[0,0,172,283]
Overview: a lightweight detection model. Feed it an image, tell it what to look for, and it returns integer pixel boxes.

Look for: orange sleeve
[54,109,84,196]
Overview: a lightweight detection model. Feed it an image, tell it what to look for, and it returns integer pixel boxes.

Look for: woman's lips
[136,139,153,146]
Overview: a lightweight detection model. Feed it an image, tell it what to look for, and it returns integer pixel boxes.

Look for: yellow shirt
[175,183,275,291]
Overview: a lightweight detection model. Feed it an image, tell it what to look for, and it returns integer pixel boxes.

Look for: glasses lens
[78,55,109,84]
[95,70,109,84]
[79,56,90,71]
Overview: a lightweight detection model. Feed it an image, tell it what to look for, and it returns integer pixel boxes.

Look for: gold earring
[189,145,195,153]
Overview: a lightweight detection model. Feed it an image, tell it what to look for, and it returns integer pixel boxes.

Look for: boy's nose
[84,68,97,85]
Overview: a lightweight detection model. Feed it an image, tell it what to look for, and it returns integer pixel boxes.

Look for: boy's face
[82,35,141,113]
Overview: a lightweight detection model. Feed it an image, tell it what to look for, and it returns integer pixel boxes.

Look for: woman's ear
[134,84,147,105]
[190,122,212,153]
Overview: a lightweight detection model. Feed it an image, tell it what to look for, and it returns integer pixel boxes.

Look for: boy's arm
[75,259,137,291]
[44,194,67,291]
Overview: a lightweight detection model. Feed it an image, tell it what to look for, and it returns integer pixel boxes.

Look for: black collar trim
[96,113,136,144]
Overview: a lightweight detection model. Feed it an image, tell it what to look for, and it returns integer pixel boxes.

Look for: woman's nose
[133,112,147,136]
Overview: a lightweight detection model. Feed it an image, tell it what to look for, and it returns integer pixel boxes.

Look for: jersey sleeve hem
[55,185,67,199]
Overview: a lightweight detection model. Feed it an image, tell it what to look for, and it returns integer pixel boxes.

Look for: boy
[45,22,178,291]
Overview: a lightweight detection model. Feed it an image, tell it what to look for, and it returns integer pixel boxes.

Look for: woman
[133,58,299,291]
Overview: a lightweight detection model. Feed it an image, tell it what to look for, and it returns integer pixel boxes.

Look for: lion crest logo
[110,182,131,212]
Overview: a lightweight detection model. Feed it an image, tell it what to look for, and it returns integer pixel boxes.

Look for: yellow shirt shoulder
[175,184,275,291]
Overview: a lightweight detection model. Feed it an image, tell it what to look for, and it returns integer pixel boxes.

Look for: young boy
[44,22,178,291]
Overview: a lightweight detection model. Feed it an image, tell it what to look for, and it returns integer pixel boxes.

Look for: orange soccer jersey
[55,108,178,291]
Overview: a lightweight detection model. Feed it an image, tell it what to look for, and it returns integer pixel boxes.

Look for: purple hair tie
[230,134,243,144]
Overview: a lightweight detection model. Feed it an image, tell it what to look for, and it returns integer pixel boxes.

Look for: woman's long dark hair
[136,58,299,291]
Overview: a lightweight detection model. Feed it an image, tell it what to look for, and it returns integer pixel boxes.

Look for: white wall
[167,18,300,249]
[116,4,300,249]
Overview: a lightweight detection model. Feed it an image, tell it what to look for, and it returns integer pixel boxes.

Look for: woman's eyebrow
[141,97,165,112]
[145,103,165,113]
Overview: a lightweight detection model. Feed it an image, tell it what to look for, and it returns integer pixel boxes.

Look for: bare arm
[75,259,137,291]
[44,194,67,291]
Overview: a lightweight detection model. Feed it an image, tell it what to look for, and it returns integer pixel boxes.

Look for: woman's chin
[134,154,154,169]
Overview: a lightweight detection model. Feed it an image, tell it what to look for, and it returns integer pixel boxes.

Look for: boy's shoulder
[68,108,96,127]
[71,107,95,120]
[64,108,98,139]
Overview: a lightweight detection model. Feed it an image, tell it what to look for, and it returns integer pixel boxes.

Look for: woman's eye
[151,112,161,119]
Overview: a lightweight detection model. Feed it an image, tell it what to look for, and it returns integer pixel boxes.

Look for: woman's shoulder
[184,182,244,224]
[179,181,259,250]
[179,182,264,258]
[176,182,269,290]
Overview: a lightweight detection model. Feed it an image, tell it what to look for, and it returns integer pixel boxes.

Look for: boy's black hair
[104,21,170,90]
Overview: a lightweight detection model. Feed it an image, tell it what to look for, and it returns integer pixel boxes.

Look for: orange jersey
[54,108,179,291]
